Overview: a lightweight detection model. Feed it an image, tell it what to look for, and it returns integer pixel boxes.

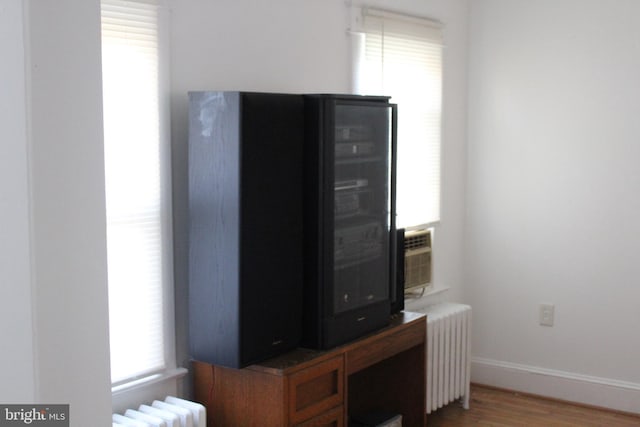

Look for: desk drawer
[346,320,425,374]
[288,355,344,424]
[295,405,344,427]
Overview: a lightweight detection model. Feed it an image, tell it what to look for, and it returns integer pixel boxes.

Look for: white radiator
[113,396,206,427]
[420,302,472,414]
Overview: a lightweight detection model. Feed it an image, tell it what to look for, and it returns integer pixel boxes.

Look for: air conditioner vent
[405,232,430,251]
[404,229,432,291]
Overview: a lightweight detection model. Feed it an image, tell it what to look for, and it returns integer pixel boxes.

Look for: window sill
[112,367,188,395]
[111,367,188,414]
[423,282,450,297]
[404,283,451,312]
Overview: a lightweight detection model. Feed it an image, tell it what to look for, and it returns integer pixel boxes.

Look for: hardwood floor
[426,384,640,426]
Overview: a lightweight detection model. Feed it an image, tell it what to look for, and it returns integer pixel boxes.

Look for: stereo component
[334,221,383,267]
[335,141,375,158]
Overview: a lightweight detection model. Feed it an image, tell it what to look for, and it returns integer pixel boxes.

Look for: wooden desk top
[246,311,426,376]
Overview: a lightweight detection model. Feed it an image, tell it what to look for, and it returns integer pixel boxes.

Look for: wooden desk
[193,312,426,427]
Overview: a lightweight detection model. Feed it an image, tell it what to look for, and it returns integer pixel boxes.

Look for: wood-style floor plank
[426,384,640,426]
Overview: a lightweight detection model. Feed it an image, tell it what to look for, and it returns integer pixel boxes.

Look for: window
[101,0,174,387]
[352,8,443,228]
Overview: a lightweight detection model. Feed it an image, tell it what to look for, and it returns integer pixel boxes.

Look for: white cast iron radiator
[112,396,206,427]
[421,302,472,414]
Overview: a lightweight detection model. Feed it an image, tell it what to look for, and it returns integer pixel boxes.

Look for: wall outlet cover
[539,303,555,327]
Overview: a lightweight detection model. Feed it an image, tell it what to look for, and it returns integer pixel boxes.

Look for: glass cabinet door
[332,102,394,315]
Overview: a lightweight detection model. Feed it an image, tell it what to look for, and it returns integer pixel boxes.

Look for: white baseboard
[471,357,640,415]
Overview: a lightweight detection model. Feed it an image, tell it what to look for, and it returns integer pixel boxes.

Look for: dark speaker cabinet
[188,91,304,368]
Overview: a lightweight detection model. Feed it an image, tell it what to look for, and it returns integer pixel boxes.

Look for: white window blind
[101,0,169,385]
[354,8,443,228]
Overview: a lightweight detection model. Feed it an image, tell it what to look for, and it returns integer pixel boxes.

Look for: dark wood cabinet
[193,312,426,427]
[302,95,400,350]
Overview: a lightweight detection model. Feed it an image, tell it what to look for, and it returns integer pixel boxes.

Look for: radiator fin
[422,302,471,414]
[138,404,179,427]
[124,409,166,427]
[114,396,205,427]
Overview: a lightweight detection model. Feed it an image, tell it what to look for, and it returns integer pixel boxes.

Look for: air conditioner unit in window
[404,229,432,292]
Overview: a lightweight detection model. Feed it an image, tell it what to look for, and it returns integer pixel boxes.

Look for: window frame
[350,6,444,230]
[100,0,185,404]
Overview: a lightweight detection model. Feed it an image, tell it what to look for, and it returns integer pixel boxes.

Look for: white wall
[0,0,36,403]
[168,0,469,393]
[0,0,113,424]
[466,0,640,413]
